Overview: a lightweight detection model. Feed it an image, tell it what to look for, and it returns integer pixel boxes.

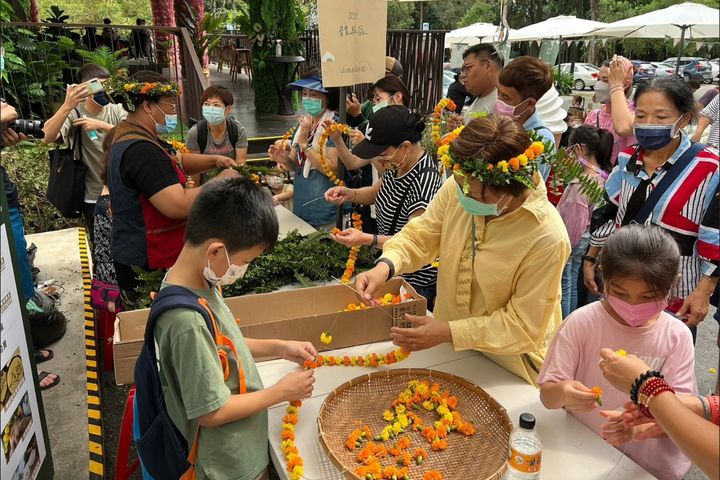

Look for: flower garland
[282,347,412,478]
[280,400,304,480]
[431,98,458,146]
[333,213,363,284]
[105,68,179,112]
[344,292,413,311]
[345,378,475,480]
[169,140,189,153]
[317,123,350,186]
[282,126,298,151]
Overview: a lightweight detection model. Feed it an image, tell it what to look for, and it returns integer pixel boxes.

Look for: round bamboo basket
[317,368,512,480]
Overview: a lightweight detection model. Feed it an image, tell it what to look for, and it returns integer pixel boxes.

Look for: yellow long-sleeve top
[382,177,571,384]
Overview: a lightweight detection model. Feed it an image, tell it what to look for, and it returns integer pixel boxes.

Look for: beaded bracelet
[698,395,711,421]
[630,370,663,405]
[638,377,675,418]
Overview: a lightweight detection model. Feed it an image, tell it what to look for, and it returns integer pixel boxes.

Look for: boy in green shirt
[155,176,316,479]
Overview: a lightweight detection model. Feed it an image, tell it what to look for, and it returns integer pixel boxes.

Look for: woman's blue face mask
[455,184,508,216]
[633,115,685,151]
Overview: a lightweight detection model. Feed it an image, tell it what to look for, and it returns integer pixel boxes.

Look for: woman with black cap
[268,73,341,229]
[324,106,442,309]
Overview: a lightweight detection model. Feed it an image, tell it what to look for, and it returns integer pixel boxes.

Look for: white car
[710,58,719,79]
[650,62,676,77]
[559,63,599,91]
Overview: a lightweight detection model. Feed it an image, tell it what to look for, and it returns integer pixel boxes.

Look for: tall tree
[588,0,599,64]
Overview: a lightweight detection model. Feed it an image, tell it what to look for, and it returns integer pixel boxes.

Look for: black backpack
[195,117,239,154]
[133,286,217,479]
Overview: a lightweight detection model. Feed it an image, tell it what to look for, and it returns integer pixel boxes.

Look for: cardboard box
[113,278,426,385]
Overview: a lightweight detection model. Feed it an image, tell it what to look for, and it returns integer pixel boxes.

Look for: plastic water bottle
[82,115,98,141]
[275,39,282,57]
[502,413,542,479]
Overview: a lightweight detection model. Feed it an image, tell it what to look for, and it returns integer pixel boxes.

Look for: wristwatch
[375,258,395,281]
[582,255,597,264]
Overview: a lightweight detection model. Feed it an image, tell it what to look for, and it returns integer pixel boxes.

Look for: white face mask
[267,176,284,189]
[202,248,248,286]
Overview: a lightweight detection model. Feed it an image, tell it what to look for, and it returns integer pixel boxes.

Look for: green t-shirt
[154,281,268,480]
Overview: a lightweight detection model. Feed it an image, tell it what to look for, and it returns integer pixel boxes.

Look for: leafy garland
[541,144,607,206]
[133,230,377,308]
[104,68,180,112]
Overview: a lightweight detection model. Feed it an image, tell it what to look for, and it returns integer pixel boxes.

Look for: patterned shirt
[700,95,719,147]
[591,136,720,299]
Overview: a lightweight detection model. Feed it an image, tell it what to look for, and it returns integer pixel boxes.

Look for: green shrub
[1,141,82,234]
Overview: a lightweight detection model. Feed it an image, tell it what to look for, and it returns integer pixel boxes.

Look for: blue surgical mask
[93,91,110,107]
[372,100,388,114]
[202,105,226,126]
[455,184,506,216]
[302,96,324,116]
[634,116,683,151]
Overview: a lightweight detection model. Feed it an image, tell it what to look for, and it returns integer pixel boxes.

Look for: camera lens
[10,119,45,139]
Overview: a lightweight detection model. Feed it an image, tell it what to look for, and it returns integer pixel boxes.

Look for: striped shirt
[700,95,719,147]
[590,135,719,300]
[376,152,442,287]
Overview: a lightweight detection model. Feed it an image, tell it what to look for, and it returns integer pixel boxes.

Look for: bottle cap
[519,413,536,430]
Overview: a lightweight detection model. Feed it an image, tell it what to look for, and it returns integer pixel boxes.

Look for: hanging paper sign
[317,0,387,87]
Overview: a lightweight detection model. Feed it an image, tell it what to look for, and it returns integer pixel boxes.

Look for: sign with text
[317,0,387,87]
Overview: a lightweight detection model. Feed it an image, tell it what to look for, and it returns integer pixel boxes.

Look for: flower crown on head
[437,123,546,192]
[105,68,180,112]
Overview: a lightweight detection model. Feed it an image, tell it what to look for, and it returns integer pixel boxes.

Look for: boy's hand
[275,369,315,401]
[562,380,599,412]
[281,341,317,365]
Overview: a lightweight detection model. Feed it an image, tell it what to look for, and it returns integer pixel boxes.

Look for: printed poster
[317,0,387,87]
[1,224,49,480]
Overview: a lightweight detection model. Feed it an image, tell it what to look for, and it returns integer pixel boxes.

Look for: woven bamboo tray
[317,368,512,480]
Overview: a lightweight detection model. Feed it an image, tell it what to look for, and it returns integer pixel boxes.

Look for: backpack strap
[197,119,209,154]
[624,142,705,226]
[227,117,239,148]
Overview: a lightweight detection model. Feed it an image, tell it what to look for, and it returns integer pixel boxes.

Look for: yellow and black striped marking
[79,227,104,478]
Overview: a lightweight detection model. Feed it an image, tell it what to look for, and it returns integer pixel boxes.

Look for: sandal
[34,349,54,364]
[38,371,60,391]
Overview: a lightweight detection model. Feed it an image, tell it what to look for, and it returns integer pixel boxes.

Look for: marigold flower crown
[105,68,180,112]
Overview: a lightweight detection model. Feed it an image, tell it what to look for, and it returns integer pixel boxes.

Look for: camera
[8,119,45,138]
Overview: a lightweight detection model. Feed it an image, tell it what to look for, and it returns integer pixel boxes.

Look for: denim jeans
[9,207,35,302]
[561,234,591,318]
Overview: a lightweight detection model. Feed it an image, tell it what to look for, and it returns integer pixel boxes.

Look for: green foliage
[76,46,128,74]
[132,230,378,308]
[176,0,226,64]
[551,67,574,96]
[459,2,497,28]
[36,0,152,26]
[1,141,82,234]
[386,0,416,30]
[1,24,74,119]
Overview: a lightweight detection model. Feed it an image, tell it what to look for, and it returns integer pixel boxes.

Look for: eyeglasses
[461,60,491,73]
[158,101,177,113]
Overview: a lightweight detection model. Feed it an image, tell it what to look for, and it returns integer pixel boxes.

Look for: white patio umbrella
[589,2,720,74]
[505,15,608,42]
[445,23,510,48]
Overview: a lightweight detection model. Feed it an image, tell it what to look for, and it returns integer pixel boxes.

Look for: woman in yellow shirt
[356,115,571,384]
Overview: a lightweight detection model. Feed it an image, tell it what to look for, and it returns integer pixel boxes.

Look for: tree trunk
[588,0,599,65]
[29,0,39,22]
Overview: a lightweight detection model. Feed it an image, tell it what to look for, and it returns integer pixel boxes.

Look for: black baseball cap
[352,105,417,159]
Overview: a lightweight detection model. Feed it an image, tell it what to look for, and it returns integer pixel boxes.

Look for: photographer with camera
[42,63,127,243]
[1,101,61,390]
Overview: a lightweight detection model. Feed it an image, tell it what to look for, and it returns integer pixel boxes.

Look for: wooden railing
[301,29,447,114]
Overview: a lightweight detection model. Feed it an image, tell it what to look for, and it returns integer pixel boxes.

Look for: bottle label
[509,447,541,473]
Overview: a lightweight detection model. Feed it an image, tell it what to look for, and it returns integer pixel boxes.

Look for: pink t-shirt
[585,102,637,165]
[537,301,697,480]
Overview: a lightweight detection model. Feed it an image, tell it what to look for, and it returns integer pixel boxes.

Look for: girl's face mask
[606,294,668,327]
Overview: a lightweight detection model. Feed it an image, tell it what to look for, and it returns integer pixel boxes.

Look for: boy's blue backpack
[133,286,216,480]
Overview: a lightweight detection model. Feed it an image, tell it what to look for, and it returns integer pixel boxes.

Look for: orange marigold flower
[281,430,295,440]
[397,436,411,450]
[431,438,448,451]
[508,157,520,171]
[423,471,443,480]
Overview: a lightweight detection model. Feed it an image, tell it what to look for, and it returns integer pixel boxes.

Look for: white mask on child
[203,248,248,286]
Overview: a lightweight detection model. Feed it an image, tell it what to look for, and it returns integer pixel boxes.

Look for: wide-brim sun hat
[287,75,328,94]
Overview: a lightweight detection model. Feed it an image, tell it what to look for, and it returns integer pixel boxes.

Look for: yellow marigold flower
[397,413,410,428]
[320,332,333,345]
[443,412,454,422]
[383,410,395,421]
[451,125,465,136]
[615,349,627,357]
[283,423,295,431]
[437,144,450,156]
[496,160,509,173]
[395,404,406,414]
[436,404,450,416]
[531,142,544,156]
[517,153,529,166]
[440,155,453,169]
[422,400,435,411]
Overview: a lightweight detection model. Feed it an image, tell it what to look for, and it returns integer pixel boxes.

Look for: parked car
[630,60,656,83]
[650,62,676,78]
[709,58,719,79]
[662,57,714,83]
[442,69,457,97]
[558,63,599,90]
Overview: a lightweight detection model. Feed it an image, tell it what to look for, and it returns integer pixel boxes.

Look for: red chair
[115,385,140,480]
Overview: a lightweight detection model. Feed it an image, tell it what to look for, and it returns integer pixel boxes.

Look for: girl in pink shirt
[538,225,697,480]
